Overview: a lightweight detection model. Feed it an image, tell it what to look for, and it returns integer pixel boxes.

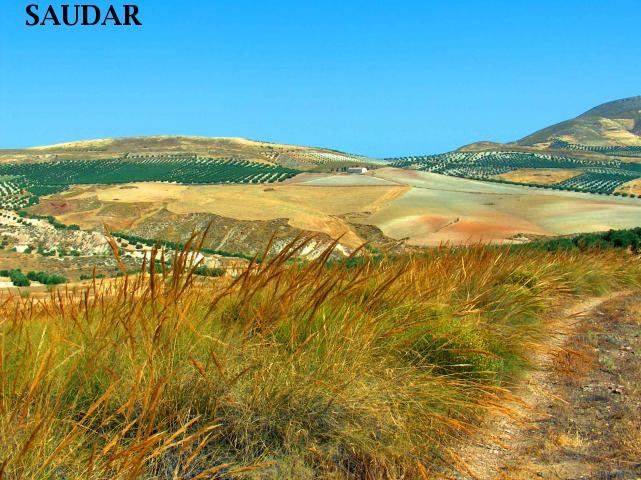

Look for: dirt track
[456,292,641,479]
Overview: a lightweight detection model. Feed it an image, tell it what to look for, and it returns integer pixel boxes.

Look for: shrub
[8,269,30,287]
[80,273,106,280]
[193,266,225,277]
[25,270,67,285]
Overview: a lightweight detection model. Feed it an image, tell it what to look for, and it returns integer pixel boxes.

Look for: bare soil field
[32,168,641,249]
[36,182,409,249]
[288,173,399,186]
[494,168,582,185]
[360,168,641,245]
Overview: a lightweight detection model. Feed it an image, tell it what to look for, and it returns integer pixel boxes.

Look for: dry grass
[614,417,641,461]
[0,234,639,479]
[627,302,641,324]
[493,168,582,185]
[616,177,641,196]
[554,431,584,450]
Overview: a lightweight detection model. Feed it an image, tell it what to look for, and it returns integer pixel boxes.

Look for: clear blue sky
[1,1,640,157]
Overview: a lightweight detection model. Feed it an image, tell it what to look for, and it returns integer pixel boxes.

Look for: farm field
[494,168,582,185]
[616,177,641,196]
[28,168,641,251]
[390,151,641,195]
[0,136,381,170]
[287,172,398,186]
[34,181,409,249]
[550,140,641,158]
[359,169,641,245]
[0,157,299,196]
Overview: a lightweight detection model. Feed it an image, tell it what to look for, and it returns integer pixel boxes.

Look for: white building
[347,167,368,174]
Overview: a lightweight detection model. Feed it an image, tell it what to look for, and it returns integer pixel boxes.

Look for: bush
[80,273,106,280]
[8,269,30,287]
[528,227,641,253]
[193,266,225,277]
[25,270,67,285]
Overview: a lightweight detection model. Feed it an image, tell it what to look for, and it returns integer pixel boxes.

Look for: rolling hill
[0,96,639,259]
[387,96,641,198]
[0,136,382,170]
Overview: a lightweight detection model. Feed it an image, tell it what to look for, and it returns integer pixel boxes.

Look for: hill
[515,95,641,147]
[0,98,639,263]
[0,135,383,170]
[388,96,641,197]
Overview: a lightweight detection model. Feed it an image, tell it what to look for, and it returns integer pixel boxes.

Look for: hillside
[0,135,382,170]
[516,95,641,147]
[390,97,641,197]
[0,97,639,266]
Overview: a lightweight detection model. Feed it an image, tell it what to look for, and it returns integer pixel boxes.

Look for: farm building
[347,167,368,174]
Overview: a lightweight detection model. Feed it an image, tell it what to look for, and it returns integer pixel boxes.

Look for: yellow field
[2,236,640,479]
[494,168,582,185]
[616,177,641,196]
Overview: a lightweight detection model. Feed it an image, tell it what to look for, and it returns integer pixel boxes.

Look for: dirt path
[456,292,641,479]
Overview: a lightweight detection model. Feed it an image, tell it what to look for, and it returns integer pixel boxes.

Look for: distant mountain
[515,96,641,147]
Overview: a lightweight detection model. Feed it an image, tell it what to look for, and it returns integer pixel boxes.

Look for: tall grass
[0,235,639,479]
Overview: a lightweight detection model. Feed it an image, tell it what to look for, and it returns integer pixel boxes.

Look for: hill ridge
[515,95,641,147]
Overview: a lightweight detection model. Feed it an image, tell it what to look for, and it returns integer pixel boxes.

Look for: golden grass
[627,302,641,325]
[0,234,639,479]
[555,431,584,450]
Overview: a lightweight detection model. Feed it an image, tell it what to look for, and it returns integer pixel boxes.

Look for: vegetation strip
[524,227,641,252]
[0,156,300,209]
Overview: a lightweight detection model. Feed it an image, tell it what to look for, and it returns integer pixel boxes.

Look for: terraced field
[390,151,641,195]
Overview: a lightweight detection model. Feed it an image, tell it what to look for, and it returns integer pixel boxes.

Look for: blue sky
[1,1,640,157]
